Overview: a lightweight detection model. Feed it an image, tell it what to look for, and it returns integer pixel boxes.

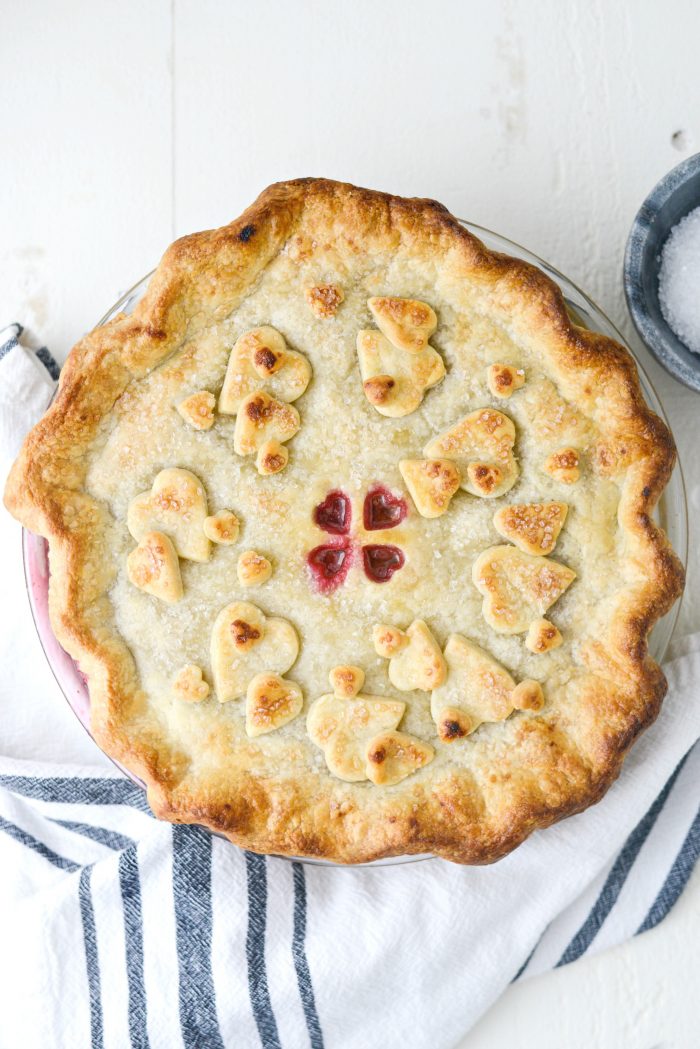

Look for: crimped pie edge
[4,178,685,864]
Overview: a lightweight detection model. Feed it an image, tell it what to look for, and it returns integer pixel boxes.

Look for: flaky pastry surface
[5,179,683,864]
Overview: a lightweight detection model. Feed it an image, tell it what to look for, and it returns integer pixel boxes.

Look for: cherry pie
[5,179,684,864]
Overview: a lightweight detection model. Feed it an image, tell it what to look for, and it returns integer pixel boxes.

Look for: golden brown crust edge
[4,178,685,865]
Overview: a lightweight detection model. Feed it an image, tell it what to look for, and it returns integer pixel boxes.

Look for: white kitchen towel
[1,327,699,1049]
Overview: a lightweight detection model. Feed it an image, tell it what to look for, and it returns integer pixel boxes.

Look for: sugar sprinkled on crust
[3,178,683,865]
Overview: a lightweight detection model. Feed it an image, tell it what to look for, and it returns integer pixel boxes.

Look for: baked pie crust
[5,179,684,864]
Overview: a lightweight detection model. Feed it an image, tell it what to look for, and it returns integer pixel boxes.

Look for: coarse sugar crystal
[658,205,700,354]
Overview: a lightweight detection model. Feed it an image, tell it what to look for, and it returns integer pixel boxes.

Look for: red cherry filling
[362,544,405,583]
[308,541,352,592]
[313,490,351,534]
[363,486,407,531]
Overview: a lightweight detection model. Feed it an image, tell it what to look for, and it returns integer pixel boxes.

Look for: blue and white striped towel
[1,323,699,1049]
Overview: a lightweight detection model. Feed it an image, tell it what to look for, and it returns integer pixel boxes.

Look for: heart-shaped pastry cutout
[237,550,273,587]
[176,390,216,430]
[430,634,544,742]
[172,664,210,702]
[374,619,446,691]
[472,545,576,634]
[246,673,303,737]
[365,730,435,785]
[314,490,351,534]
[543,447,580,484]
[493,502,568,556]
[305,284,344,318]
[219,326,312,415]
[257,439,289,475]
[357,330,445,417]
[308,541,352,592]
[307,692,405,782]
[367,297,437,354]
[203,510,240,545]
[526,618,563,653]
[128,468,210,562]
[127,531,183,603]
[424,408,518,498]
[399,459,461,518]
[362,544,405,583]
[328,664,365,698]
[233,391,300,465]
[210,601,299,702]
[486,363,525,400]
[363,486,407,530]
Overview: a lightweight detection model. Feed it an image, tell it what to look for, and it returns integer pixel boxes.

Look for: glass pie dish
[22,221,688,866]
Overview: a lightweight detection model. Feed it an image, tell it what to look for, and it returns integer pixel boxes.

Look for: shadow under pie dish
[6,179,685,865]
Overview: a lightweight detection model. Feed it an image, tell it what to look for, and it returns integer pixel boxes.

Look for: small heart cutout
[314,490,351,534]
[363,486,407,531]
[362,544,405,583]
[308,542,352,592]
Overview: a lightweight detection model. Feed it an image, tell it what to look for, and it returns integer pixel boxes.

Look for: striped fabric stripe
[1,757,698,1045]
[555,749,690,967]
[291,862,324,1049]
[511,934,542,983]
[52,817,135,852]
[172,826,225,1049]
[35,345,60,380]
[119,848,151,1049]
[0,814,80,871]
[0,774,151,810]
[0,323,60,379]
[79,865,104,1049]
[0,324,21,363]
[245,852,282,1049]
[637,803,700,934]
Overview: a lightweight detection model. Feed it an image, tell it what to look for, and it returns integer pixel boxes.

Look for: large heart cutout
[431,634,544,742]
[210,601,299,702]
[128,468,210,562]
[472,545,576,634]
[219,326,312,415]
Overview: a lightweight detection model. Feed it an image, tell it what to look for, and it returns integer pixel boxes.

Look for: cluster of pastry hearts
[357,297,445,416]
[358,296,583,510]
[356,297,524,510]
[173,602,304,739]
[169,596,552,786]
[174,600,434,787]
[307,486,408,591]
[357,295,577,642]
[473,501,574,649]
[178,325,312,476]
[372,619,544,743]
[400,407,520,517]
[307,665,434,785]
[126,468,271,602]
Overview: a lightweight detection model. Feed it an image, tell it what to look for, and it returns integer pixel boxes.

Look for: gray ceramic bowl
[624,152,700,391]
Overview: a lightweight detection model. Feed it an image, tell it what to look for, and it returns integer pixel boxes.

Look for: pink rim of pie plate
[21,220,688,867]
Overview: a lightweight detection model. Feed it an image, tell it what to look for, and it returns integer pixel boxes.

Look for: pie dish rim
[6,179,686,865]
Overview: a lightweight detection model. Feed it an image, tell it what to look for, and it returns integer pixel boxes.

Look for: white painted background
[2,1,699,1046]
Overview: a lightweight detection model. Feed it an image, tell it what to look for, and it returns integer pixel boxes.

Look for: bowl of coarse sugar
[625,152,700,391]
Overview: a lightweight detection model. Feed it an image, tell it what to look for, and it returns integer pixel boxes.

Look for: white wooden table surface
[2,2,699,1046]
